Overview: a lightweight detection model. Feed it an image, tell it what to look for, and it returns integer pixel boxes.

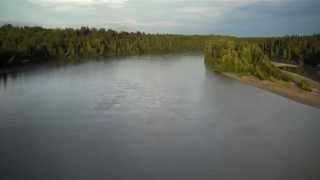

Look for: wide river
[0,55,320,180]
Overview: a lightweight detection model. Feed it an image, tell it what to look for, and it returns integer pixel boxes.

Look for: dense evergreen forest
[247,35,320,66]
[0,25,210,68]
[1,24,319,71]
[204,35,320,81]
[204,39,291,81]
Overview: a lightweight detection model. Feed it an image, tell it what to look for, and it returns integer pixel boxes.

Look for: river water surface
[0,55,320,180]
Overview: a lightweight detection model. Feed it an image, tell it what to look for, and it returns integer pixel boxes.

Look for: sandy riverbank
[223,73,320,109]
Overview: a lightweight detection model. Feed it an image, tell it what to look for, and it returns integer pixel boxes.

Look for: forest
[204,35,320,92]
[204,39,291,81]
[247,35,320,66]
[204,35,320,80]
[0,24,319,71]
[0,24,210,68]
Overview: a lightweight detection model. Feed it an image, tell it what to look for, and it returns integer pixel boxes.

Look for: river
[0,55,320,180]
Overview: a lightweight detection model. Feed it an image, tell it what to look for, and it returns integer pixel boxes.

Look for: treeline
[0,24,210,68]
[205,34,320,80]
[204,39,290,81]
[1,25,319,70]
[247,35,320,66]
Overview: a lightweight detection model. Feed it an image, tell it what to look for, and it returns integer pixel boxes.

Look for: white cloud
[23,0,289,33]
[29,0,129,8]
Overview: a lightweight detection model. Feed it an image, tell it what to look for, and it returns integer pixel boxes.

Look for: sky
[0,0,319,36]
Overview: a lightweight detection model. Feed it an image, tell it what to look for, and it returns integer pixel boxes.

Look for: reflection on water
[0,55,320,180]
[0,73,8,89]
[0,72,22,90]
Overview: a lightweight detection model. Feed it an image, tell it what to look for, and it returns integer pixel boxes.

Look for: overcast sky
[0,0,319,36]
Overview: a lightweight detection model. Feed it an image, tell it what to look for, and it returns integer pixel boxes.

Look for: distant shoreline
[223,73,320,109]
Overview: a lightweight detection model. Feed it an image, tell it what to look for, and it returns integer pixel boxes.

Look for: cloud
[25,0,288,33]
[29,0,129,8]
[2,0,318,35]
